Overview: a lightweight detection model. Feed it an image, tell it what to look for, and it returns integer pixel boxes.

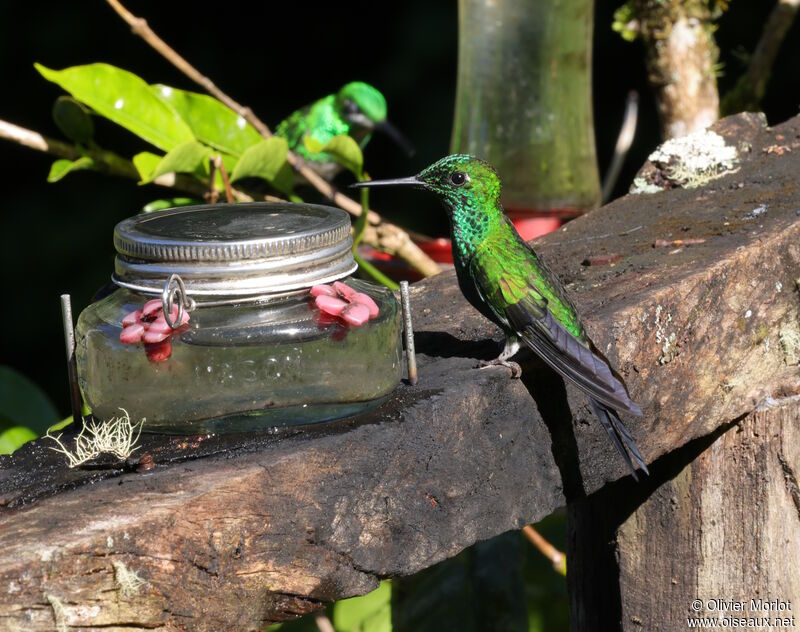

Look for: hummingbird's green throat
[354,154,505,258]
[353,155,649,481]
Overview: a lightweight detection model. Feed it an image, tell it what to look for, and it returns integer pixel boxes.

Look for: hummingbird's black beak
[375,120,415,157]
[350,176,426,189]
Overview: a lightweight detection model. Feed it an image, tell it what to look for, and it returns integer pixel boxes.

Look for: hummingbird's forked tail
[589,398,649,481]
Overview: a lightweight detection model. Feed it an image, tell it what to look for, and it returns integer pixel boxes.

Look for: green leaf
[353,186,369,247]
[150,140,212,181]
[612,3,639,42]
[132,151,163,182]
[333,581,392,632]
[142,197,199,213]
[230,137,293,192]
[49,416,77,432]
[152,85,262,157]
[35,63,194,151]
[303,134,363,178]
[47,156,95,182]
[52,96,94,144]
[302,136,325,154]
[0,365,59,435]
[0,426,37,455]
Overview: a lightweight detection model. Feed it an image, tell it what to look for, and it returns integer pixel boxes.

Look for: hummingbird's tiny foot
[476,358,522,379]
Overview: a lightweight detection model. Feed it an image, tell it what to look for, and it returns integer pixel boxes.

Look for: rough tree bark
[632,0,721,138]
[569,397,800,631]
[0,113,799,630]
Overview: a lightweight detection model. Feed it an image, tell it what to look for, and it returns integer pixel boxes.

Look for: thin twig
[0,118,134,177]
[522,524,566,576]
[0,118,210,196]
[104,0,270,136]
[654,238,706,248]
[104,0,440,278]
[602,91,639,203]
[314,613,335,632]
[547,224,643,247]
[206,157,219,204]
[215,156,235,203]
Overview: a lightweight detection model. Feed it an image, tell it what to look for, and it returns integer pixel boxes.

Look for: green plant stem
[352,186,369,247]
[353,252,399,290]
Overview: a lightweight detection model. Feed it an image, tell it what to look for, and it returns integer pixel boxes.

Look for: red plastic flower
[119,299,190,363]
[310,282,379,327]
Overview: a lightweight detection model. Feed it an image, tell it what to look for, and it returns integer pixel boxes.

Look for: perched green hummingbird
[275,81,414,179]
[353,155,649,480]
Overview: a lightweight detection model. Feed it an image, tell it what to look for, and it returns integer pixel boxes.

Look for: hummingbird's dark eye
[450,171,468,186]
[343,99,359,115]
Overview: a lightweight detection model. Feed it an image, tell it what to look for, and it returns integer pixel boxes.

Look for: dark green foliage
[52,96,94,144]
[47,156,95,183]
[0,365,60,454]
[391,531,528,632]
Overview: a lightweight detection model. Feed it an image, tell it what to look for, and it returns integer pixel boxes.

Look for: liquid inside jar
[76,278,402,433]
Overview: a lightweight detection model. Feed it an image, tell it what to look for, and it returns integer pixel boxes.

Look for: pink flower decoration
[315,295,348,316]
[119,301,190,363]
[340,302,370,326]
[310,283,380,327]
[310,285,337,298]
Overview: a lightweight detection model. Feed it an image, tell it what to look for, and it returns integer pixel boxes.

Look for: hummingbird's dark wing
[469,231,641,415]
[469,227,648,478]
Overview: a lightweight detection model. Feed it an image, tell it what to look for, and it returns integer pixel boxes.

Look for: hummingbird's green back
[275,82,387,165]
[471,221,586,341]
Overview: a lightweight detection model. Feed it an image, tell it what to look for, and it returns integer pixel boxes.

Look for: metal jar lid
[112,202,356,298]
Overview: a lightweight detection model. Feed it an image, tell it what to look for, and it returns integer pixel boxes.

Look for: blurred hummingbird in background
[353,155,649,480]
[276,81,414,179]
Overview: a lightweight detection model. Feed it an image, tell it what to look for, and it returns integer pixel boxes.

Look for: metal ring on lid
[112,202,357,299]
[161,274,195,329]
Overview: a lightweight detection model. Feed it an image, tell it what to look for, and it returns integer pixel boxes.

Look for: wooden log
[568,396,800,631]
[1,112,799,630]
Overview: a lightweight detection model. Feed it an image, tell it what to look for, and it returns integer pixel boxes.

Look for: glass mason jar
[450,0,601,239]
[75,203,403,434]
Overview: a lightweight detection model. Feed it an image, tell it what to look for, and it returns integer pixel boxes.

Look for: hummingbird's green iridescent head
[351,154,505,254]
[415,154,501,214]
[334,82,414,156]
[351,154,503,216]
[336,82,387,128]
